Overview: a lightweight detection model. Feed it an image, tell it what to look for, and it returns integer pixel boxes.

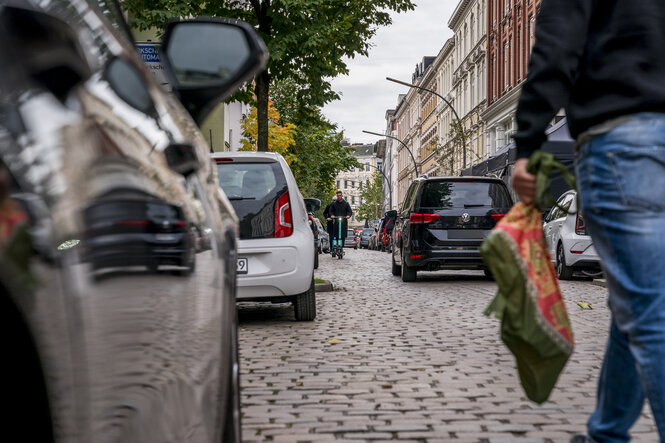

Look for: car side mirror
[304,198,321,212]
[161,18,268,124]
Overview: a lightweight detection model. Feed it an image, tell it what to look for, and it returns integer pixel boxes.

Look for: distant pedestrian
[323,195,337,240]
[512,0,665,441]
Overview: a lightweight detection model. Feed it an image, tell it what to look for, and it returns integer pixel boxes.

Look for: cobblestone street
[237,248,658,442]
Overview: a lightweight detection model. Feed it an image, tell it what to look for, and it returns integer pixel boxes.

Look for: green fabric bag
[482,151,576,404]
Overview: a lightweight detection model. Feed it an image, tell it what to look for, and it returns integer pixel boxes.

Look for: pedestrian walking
[512,0,665,441]
[323,195,337,240]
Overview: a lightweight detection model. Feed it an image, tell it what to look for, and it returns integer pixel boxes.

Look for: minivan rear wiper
[463,203,485,208]
[228,197,256,200]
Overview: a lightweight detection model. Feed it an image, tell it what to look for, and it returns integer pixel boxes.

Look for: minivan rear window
[419,180,511,209]
[217,161,288,239]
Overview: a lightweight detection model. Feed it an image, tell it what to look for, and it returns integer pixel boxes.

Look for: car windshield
[347,229,354,237]
[362,228,373,235]
[217,161,287,239]
[420,180,511,209]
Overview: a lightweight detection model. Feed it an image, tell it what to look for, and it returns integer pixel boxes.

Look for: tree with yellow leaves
[240,100,296,163]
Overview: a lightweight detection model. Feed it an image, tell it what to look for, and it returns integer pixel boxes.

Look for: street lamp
[386,76,468,169]
[362,130,419,176]
[366,163,391,210]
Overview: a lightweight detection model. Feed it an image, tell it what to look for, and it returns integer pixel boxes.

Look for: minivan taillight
[409,213,440,224]
[274,192,293,237]
[490,213,506,221]
[575,213,586,235]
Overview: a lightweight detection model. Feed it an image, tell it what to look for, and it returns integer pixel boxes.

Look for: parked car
[368,228,379,250]
[314,217,329,253]
[1,2,267,441]
[378,211,397,252]
[359,227,374,249]
[344,228,359,248]
[392,177,514,282]
[212,152,316,321]
[543,190,602,279]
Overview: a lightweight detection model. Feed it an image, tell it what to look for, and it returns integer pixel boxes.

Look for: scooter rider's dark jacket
[513,0,665,159]
[329,199,352,218]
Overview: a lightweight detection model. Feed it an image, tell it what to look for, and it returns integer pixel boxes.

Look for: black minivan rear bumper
[404,248,487,270]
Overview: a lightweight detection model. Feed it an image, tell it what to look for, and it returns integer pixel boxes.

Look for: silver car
[543,190,602,279]
[1,2,266,441]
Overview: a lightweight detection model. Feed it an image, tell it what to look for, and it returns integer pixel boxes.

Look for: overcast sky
[322,0,459,145]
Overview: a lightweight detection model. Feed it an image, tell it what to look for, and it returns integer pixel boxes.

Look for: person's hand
[326,217,331,221]
[346,216,350,219]
[512,158,536,204]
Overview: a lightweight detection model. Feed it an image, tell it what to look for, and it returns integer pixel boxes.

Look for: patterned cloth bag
[481,151,575,404]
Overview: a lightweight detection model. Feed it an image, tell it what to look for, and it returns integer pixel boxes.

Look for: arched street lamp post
[366,163,391,211]
[362,130,419,176]
[386,76,468,169]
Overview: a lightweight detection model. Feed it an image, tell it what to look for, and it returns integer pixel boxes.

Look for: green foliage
[435,120,478,175]
[356,172,384,222]
[122,0,415,147]
[288,121,360,219]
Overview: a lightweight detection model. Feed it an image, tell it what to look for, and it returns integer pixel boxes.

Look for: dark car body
[359,227,374,248]
[392,177,514,281]
[0,2,266,441]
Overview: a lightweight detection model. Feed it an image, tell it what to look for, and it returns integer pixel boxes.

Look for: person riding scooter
[326,191,352,256]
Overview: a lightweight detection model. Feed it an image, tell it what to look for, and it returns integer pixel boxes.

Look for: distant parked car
[368,228,379,250]
[392,177,513,282]
[344,228,359,249]
[359,227,374,249]
[314,217,330,253]
[213,152,316,321]
[543,190,602,279]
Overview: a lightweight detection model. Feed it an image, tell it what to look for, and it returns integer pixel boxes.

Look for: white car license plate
[155,233,177,241]
[237,258,248,274]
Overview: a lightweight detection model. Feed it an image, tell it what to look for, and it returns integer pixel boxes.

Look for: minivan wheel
[556,243,574,280]
[294,278,316,321]
[391,251,401,276]
[401,253,417,282]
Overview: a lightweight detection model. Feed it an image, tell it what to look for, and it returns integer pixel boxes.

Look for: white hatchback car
[543,190,602,280]
[212,152,316,320]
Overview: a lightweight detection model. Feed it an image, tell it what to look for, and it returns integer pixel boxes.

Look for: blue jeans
[575,113,665,442]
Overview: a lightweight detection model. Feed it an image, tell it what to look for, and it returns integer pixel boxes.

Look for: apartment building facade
[448,0,488,174]
[483,0,541,155]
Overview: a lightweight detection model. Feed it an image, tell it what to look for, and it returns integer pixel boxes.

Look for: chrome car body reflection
[0,1,267,442]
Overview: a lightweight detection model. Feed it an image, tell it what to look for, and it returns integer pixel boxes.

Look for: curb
[315,280,333,292]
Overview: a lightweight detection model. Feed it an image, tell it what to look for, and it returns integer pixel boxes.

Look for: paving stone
[237,249,659,441]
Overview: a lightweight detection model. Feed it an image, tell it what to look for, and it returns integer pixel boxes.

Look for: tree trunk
[255,70,270,152]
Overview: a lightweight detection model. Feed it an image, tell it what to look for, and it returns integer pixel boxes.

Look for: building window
[351,181,355,188]
[464,23,468,55]
[337,180,340,189]
[504,42,509,90]
[352,196,355,205]
[344,180,348,188]
[470,71,475,109]
[470,14,474,46]
[365,162,370,171]
[529,16,535,53]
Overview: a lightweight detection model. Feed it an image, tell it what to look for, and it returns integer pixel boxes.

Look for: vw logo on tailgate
[461,212,471,223]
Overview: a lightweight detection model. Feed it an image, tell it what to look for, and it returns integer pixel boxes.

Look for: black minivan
[391,177,513,282]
